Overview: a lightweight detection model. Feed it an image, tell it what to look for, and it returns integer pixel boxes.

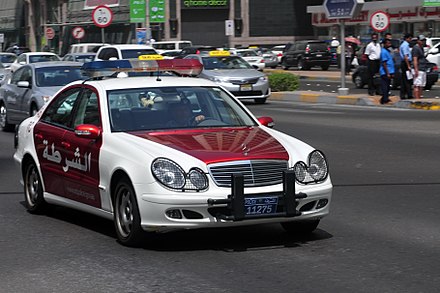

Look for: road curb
[269,91,440,110]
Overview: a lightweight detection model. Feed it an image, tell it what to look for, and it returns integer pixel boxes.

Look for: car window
[17,54,26,63]
[10,67,25,84]
[107,86,256,132]
[121,49,157,59]
[98,48,118,60]
[20,67,32,84]
[309,43,328,51]
[0,55,16,63]
[41,88,82,128]
[35,66,86,87]
[237,50,258,57]
[297,43,307,51]
[29,55,60,63]
[201,56,253,70]
[75,54,95,63]
[73,89,101,128]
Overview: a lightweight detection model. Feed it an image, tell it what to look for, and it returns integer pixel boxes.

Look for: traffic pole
[338,20,349,95]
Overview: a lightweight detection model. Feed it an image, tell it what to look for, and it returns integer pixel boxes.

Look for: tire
[281,58,290,70]
[24,161,47,214]
[353,74,364,89]
[321,65,329,71]
[297,59,305,70]
[30,104,38,117]
[424,84,432,90]
[254,98,266,104]
[281,219,320,235]
[0,102,14,132]
[114,177,144,247]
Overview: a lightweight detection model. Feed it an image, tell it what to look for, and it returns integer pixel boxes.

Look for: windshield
[29,55,60,63]
[74,54,96,63]
[0,55,16,63]
[201,56,253,70]
[108,86,256,132]
[236,50,259,57]
[121,49,157,59]
[36,66,87,87]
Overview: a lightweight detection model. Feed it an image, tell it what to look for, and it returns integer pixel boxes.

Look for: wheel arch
[110,169,134,204]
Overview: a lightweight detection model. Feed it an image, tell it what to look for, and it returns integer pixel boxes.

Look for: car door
[34,87,83,197]
[3,66,31,122]
[61,87,103,208]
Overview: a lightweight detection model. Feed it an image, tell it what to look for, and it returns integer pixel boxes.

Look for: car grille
[229,77,260,85]
[230,90,264,97]
[208,160,288,187]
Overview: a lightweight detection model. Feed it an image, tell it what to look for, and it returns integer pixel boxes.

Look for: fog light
[316,199,328,209]
[165,209,182,219]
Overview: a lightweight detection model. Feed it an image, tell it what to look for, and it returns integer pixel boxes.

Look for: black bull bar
[207,170,307,221]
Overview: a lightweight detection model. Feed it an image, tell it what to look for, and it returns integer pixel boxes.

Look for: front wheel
[254,98,267,104]
[353,74,364,89]
[114,177,144,247]
[0,103,14,132]
[24,161,47,214]
[281,219,320,235]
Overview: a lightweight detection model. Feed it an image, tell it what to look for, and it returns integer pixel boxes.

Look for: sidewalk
[266,69,440,110]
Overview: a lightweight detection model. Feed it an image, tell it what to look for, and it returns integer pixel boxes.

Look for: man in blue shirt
[399,33,413,99]
[380,38,395,104]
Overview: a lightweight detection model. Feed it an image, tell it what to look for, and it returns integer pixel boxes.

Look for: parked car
[281,40,331,70]
[184,50,271,104]
[68,43,109,54]
[160,50,182,59]
[230,48,265,70]
[94,44,158,61]
[0,61,86,131]
[0,62,11,87]
[13,58,332,247]
[62,53,96,63]
[175,46,218,58]
[10,52,61,72]
[256,48,279,68]
[151,40,192,54]
[351,62,439,92]
[0,52,17,68]
[270,45,286,63]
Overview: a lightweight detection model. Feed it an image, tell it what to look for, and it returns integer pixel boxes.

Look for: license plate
[245,196,278,216]
[240,84,252,91]
[316,54,322,57]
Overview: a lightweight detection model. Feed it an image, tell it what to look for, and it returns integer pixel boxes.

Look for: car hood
[35,85,64,96]
[202,69,264,79]
[129,127,289,164]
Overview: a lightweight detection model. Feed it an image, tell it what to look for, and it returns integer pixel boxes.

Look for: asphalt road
[1,101,440,292]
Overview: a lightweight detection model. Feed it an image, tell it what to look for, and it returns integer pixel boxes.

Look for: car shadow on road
[22,201,333,251]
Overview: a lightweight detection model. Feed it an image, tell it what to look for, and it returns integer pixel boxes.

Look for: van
[94,44,157,61]
[151,40,193,53]
[69,43,109,54]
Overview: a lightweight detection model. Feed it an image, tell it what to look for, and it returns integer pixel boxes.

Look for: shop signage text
[182,0,229,9]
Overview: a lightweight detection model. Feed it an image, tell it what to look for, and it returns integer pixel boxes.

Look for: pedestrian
[399,33,414,99]
[345,42,353,74]
[412,35,428,99]
[379,38,395,104]
[365,32,381,95]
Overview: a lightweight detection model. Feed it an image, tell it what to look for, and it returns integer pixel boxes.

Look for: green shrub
[267,72,299,92]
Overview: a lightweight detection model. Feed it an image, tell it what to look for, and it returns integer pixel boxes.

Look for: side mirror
[257,116,275,128]
[74,124,101,139]
[17,81,30,88]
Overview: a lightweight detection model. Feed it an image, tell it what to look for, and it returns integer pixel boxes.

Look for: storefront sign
[150,0,165,23]
[130,0,146,23]
[424,0,440,7]
[182,0,229,9]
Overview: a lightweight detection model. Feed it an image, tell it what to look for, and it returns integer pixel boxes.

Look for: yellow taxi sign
[138,54,164,60]
[209,50,230,57]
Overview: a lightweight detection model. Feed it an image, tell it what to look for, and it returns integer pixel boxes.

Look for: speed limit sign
[370,11,390,33]
[92,5,113,28]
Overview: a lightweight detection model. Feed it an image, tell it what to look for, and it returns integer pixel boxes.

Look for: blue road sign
[324,0,363,19]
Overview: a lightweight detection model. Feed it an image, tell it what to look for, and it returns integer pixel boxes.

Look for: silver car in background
[0,61,86,131]
[184,51,270,104]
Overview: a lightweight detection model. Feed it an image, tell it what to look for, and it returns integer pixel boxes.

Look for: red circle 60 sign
[370,11,390,33]
[92,5,113,28]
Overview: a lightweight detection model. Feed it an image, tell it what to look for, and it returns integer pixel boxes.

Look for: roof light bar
[81,59,203,78]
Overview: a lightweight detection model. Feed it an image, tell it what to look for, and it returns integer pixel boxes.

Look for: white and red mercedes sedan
[14,59,332,246]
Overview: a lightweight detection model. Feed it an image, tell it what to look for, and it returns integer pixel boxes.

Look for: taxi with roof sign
[14,57,332,247]
[183,50,271,104]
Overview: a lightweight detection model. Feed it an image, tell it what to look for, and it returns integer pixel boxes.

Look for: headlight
[293,150,328,184]
[152,158,185,189]
[151,158,209,191]
[42,95,51,103]
[259,76,267,82]
[209,76,227,83]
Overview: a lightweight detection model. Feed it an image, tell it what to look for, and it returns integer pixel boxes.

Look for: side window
[41,88,82,128]
[10,68,24,84]
[99,48,118,60]
[298,43,307,51]
[17,54,26,63]
[73,89,101,128]
[20,67,32,84]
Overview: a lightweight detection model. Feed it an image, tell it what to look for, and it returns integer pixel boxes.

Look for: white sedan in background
[14,58,332,247]
[10,52,61,72]
[230,48,266,70]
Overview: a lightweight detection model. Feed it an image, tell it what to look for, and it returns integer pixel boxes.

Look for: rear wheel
[281,58,290,70]
[321,65,329,71]
[353,74,364,89]
[281,219,320,235]
[30,104,38,117]
[114,177,144,247]
[24,161,47,214]
[297,59,305,70]
[0,102,14,132]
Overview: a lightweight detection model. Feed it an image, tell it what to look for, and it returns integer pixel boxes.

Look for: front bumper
[137,171,332,232]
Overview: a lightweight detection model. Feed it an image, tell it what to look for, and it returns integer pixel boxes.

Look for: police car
[14,57,332,246]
